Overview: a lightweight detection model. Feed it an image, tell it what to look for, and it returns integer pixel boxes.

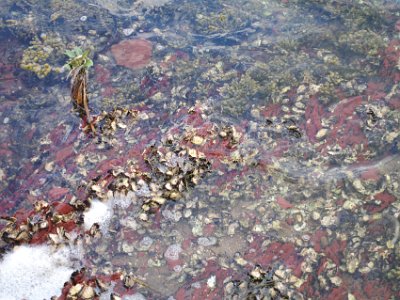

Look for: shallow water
[0,0,400,299]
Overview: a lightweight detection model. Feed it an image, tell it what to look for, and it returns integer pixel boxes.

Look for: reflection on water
[0,0,400,299]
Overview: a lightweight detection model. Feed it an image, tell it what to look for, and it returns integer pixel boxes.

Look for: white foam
[0,245,75,300]
[84,199,113,232]
[84,193,137,234]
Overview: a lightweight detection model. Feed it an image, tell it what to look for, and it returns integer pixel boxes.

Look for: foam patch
[83,199,113,232]
[0,245,75,300]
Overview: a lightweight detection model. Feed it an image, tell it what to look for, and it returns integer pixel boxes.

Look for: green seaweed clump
[64,47,93,71]
[20,33,65,78]
[194,6,249,35]
[64,47,96,134]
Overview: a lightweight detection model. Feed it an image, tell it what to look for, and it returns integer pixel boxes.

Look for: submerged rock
[111,39,152,70]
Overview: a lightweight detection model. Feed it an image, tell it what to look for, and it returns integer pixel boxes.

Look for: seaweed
[64,47,96,134]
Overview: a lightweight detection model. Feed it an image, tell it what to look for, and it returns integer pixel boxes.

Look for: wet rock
[111,39,152,70]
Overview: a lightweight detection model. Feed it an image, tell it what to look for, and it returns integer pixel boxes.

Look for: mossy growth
[194,6,249,35]
[218,73,261,116]
[20,33,65,78]
[338,29,387,57]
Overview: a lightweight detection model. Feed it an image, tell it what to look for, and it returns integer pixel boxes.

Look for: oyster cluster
[0,199,84,249]
[224,265,302,300]
[94,107,140,143]
[86,134,211,221]
[66,283,97,300]
[141,139,211,214]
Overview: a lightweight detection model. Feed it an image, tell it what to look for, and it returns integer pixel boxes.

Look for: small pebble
[198,236,217,247]
[123,28,135,36]
[228,222,238,235]
[173,265,182,273]
[164,244,182,261]
[312,211,321,220]
[207,275,216,289]
[183,209,192,218]
[316,128,328,139]
[139,236,154,251]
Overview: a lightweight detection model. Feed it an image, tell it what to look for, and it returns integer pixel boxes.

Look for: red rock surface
[276,195,293,209]
[111,39,152,70]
